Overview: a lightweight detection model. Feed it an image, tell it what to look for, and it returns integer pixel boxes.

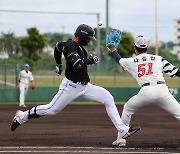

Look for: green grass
[33,75,180,87]
[1,71,180,87]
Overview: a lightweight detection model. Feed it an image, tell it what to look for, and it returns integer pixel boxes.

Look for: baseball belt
[141,81,165,87]
[76,81,88,85]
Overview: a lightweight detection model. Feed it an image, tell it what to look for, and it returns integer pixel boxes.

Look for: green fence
[0,86,179,102]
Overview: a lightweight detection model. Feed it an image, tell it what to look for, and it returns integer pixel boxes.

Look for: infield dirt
[0,104,179,149]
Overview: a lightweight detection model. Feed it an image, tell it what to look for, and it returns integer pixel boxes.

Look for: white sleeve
[119,58,131,71]
[18,71,22,80]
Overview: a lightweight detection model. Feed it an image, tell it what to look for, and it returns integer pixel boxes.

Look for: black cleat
[122,126,141,139]
[10,110,21,131]
[11,120,20,131]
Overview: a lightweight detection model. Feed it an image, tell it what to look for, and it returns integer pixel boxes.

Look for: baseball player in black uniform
[10,24,140,144]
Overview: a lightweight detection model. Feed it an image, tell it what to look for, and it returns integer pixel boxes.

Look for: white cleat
[19,104,26,107]
[112,138,126,147]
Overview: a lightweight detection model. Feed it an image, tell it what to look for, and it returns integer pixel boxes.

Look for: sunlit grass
[2,71,180,87]
[34,74,180,87]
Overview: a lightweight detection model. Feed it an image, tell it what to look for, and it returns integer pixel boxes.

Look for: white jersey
[19,70,34,84]
[119,53,178,86]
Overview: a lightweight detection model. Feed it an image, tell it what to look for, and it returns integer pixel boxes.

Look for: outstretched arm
[111,48,121,64]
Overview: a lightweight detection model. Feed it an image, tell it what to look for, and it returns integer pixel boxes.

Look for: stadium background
[0,1,180,153]
[0,62,179,102]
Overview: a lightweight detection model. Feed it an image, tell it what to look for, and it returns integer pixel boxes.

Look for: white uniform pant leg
[24,84,29,101]
[121,95,143,126]
[81,83,129,134]
[156,86,180,121]
[19,83,28,106]
[121,87,153,126]
[16,78,85,124]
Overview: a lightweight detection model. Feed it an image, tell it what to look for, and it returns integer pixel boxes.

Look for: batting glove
[88,54,99,64]
[55,64,62,76]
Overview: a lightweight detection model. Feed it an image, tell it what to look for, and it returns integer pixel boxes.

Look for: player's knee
[104,95,115,107]
[122,104,134,115]
[106,93,114,102]
[123,103,131,112]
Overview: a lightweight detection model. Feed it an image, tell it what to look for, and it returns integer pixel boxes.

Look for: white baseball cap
[134,35,148,48]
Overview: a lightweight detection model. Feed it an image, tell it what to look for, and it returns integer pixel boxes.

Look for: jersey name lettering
[151,56,155,61]
[134,58,139,62]
[138,63,153,77]
[142,57,147,61]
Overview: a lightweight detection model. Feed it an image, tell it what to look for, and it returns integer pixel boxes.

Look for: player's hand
[111,48,117,53]
[55,64,62,76]
[88,54,99,64]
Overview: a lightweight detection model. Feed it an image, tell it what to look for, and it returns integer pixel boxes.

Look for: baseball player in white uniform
[17,64,34,107]
[109,35,180,146]
[10,24,140,144]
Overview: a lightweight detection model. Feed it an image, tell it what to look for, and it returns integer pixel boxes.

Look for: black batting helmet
[75,24,96,41]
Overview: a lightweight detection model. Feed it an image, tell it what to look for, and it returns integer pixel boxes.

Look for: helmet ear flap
[79,36,89,46]
[74,33,78,38]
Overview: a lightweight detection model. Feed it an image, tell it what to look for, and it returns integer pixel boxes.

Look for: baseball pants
[17,77,129,135]
[19,82,29,106]
[121,84,180,126]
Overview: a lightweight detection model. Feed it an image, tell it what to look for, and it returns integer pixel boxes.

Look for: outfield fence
[0,86,179,102]
[0,63,179,102]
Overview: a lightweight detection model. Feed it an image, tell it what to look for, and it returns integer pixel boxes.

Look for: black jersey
[63,39,90,84]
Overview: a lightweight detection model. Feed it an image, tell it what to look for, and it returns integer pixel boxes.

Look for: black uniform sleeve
[66,52,91,69]
[174,69,180,77]
[112,50,121,64]
[54,42,65,65]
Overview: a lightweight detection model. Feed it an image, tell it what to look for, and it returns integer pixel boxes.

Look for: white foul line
[0,151,176,154]
[1,146,179,149]
[0,147,179,154]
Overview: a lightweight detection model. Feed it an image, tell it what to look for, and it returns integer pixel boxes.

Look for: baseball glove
[30,82,35,90]
[106,29,121,50]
